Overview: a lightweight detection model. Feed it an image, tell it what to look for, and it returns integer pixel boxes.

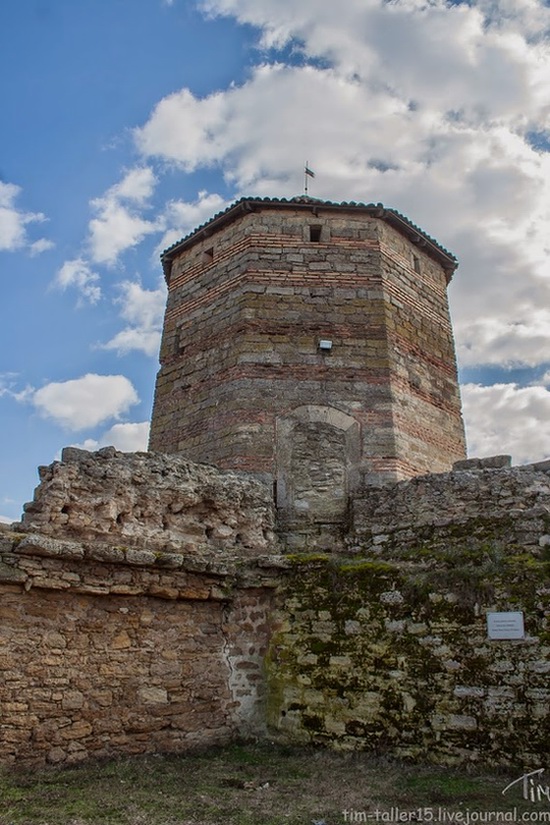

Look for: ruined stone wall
[0,527,275,768]
[1,450,549,767]
[267,459,550,765]
[352,456,550,554]
[0,449,277,767]
[22,446,275,555]
[266,548,549,766]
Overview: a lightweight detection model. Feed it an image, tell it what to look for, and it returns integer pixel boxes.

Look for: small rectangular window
[309,225,322,243]
[412,254,421,274]
[173,328,185,355]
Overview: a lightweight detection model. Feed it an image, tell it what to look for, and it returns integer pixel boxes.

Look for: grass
[0,742,543,825]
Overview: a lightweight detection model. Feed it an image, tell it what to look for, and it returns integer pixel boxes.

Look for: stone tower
[149,196,466,526]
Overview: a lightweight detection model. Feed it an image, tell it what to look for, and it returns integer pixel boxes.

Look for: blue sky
[1,0,550,523]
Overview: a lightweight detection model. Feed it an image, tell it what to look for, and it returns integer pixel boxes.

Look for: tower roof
[161,196,458,282]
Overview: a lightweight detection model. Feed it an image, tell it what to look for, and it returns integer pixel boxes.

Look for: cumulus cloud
[0,181,51,254]
[461,382,550,465]
[88,167,163,266]
[158,190,228,252]
[73,421,150,453]
[31,374,139,430]
[54,257,101,305]
[101,279,166,357]
[97,191,229,359]
[135,0,550,371]
[0,515,14,525]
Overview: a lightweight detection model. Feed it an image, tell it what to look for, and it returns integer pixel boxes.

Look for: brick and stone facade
[2,200,546,771]
[149,197,466,530]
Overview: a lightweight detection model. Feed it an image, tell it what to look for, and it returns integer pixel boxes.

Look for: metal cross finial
[304,162,315,194]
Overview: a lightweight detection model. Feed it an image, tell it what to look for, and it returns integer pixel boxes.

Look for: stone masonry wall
[267,458,550,765]
[378,220,465,478]
[1,449,549,767]
[352,456,550,554]
[266,547,549,766]
[0,449,278,766]
[0,524,276,767]
[149,201,465,485]
[22,446,275,555]
[150,207,396,476]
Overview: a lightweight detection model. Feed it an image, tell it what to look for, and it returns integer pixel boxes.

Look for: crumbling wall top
[20,447,277,558]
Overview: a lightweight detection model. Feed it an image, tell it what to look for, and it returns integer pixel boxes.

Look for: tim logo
[502,768,550,803]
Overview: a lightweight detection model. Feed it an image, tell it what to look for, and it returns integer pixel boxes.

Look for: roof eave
[161,197,458,283]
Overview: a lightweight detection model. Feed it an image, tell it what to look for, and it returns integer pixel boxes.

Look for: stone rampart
[267,548,549,766]
[0,449,278,766]
[0,523,276,766]
[22,447,275,555]
[1,449,549,767]
[267,457,550,765]
[352,456,550,555]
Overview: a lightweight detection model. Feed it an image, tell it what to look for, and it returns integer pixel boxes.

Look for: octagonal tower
[149,196,466,526]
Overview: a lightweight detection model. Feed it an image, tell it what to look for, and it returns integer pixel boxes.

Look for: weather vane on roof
[304,161,315,195]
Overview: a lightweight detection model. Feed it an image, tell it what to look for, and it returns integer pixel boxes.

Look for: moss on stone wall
[266,547,550,765]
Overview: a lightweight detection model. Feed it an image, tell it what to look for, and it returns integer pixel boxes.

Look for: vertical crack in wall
[221,601,239,736]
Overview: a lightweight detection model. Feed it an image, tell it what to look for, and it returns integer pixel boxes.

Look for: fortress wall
[1,449,549,767]
[352,457,550,554]
[0,526,275,767]
[267,546,549,766]
[0,448,277,766]
[267,459,550,764]
[21,446,275,556]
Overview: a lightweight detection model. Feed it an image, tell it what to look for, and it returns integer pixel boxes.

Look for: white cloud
[98,191,228,359]
[102,327,161,357]
[106,166,157,204]
[0,515,14,525]
[101,279,166,357]
[0,374,35,404]
[73,421,150,452]
[32,374,139,430]
[114,279,165,329]
[135,0,550,371]
[461,382,550,465]
[135,88,228,171]
[158,190,228,252]
[456,311,550,368]
[201,0,550,106]
[30,238,55,256]
[88,167,163,266]
[54,257,101,305]
[0,181,51,254]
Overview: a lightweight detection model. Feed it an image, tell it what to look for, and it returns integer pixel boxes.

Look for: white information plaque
[487,611,524,640]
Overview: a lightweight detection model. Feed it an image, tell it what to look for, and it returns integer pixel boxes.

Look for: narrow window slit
[309,225,322,243]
